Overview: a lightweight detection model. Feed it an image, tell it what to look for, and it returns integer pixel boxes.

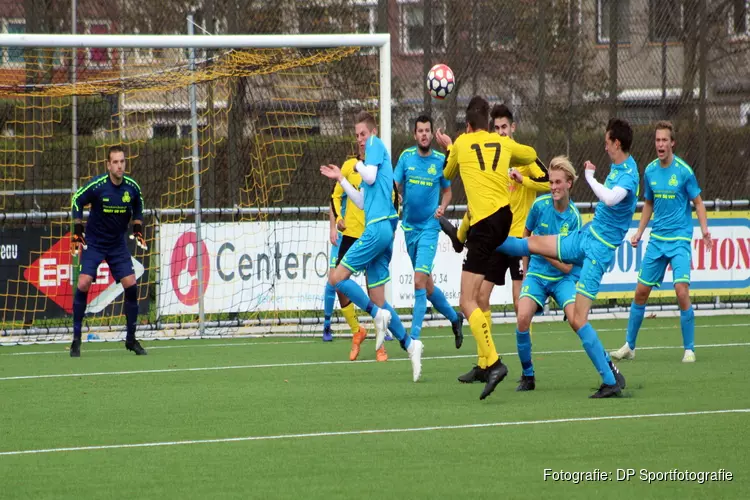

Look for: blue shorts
[404,227,439,275]
[80,240,134,282]
[519,273,577,312]
[638,238,692,287]
[557,227,617,300]
[341,220,395,288]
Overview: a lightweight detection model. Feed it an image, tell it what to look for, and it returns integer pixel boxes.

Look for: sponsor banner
[583,211,750,298]
[1,227,149,320]
[389,219,514,308]
[158,222,366,315]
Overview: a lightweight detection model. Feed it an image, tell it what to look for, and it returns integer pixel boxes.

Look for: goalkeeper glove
[130,222,148,251]
[71,223,87,256]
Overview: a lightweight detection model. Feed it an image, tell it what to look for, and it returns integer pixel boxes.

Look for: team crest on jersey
[561,223,569,235]
[608,171,618,181]
[669,174,678,187]
[122,191,131,203]
[428,165,437,175]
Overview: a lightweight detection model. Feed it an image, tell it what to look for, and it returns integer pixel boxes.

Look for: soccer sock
[457,212,470,244]
[323,283,337,331]
[411,288,427,340]
[625,301,646,350]
[577,322,616,386]
[427,286,458,323]
[477,310,492,368]
[124,285,139,343]
[381,301,410,350]
[469,308,498,367]
[516,329,534,377]
[340,302,360,334]
[72,287,88,341]
[335,279,378,317]
[680,307,695,351]
[496,237,529,257]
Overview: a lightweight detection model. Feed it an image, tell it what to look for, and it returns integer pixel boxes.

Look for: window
[352,0,378,34]
[597,0,630,44]
[86,22,111,68]
[400,2,446,54]
[730,0,749,37]
[153,124,178,139]
[1,19,25,66]
[649,0,684,42]
[552,0,582,37]
[477,3,517,49]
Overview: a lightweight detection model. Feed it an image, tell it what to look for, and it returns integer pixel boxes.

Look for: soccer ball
[427,63,455,100]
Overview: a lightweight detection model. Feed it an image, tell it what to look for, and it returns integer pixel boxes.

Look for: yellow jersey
[444,130,538,225]
[509,159,550,237]
[331,158,365,239]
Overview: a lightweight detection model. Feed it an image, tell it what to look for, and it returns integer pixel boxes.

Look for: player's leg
[336,236,363,343]
[495,233,561,260]
[416,229,463,347]
[70,245,105,357]
[439,212,469,253]
[406,231,427,341]
[107,244,146,355]
[613,241,665,359]
[672,243,695,362]
[462,206,512,400]
[569,244,623,398]
[322,232,343,341]
[516,278,544,391]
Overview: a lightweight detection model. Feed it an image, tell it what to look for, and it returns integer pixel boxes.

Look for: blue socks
[625,301,646,349]
[334,279,411,350]
[335,279,377,316]
[382,301,410,349]
[428,286,458,323]
[577,322,616,386]
[516,329,534,377]
[411,288,427,340]
[73,288,87,340]
[680,307,695,351]
[323,283,336,331]
[496,236,529,257]
[124,285,139,342]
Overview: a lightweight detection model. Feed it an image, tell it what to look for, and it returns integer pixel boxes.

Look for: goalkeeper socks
[382,301,410,350]
[476,310,492,368]
[496,237,529,257]
[411,288,427,340]
[625,301,646,350]
[680,307,695,351]
[323,283,337,331]
[457,213,470,244]
[516,329,534,377]
[124,285,139,343]
[340,302,360,334]
[469,308,498,367]
[428,286,458,323]
[73,287,88,340]
[577,322,616,386]
[334,279,377,316]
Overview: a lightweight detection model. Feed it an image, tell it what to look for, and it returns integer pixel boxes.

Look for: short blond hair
[549,155,577,183]
[355,111,377,131]
[655,120,675,141]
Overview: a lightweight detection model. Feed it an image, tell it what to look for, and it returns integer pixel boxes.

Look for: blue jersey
[394,147,450,231]
[71,174,144,247]
[643,155,701,242]
[590,155,639,248]
[525,194,582,279]
[362,135,398,225]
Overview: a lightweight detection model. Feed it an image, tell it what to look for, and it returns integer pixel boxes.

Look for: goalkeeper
[69,145,148,358]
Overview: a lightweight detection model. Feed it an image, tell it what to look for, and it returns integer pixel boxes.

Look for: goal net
[0,34,390,341]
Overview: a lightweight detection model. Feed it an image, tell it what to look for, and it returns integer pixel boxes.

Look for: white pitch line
[4,322,750,356]
[1,342,749,383]
[1,408,747,457]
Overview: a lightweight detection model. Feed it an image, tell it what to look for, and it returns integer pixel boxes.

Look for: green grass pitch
[1,315,748,499]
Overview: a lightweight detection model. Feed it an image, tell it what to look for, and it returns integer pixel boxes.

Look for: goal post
[0,32,392,341]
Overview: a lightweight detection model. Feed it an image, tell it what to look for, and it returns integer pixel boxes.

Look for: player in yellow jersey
[435,96,538,400]
[441,104,550,384]
[323,144,388,362]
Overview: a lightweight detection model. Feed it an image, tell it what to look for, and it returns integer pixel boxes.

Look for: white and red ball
[426,63,455,100]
